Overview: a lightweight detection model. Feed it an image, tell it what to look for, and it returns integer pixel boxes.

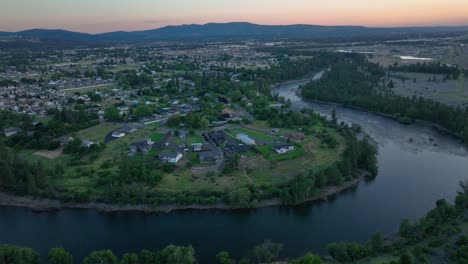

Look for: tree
[48,247,73,264]
[456,245,468,263]
[104,107,121,121]
[216,251,232,264]
[227,188,252,207]
[399,219,413,239]
[249,240,284,264]
[83,250,118,264]
[134,104,152,119]
[369,233,384,253]
[120,253,138,264]
[161,245,195,264]
[331,108,337,124]
[291,253,324,264]
[399,252,414,264]
[0,244,40,264]
[138,250,158,264]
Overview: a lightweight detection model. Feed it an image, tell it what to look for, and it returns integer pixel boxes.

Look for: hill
[1,22,468,43]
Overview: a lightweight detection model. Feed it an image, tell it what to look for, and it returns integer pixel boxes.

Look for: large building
[236,133,256,146]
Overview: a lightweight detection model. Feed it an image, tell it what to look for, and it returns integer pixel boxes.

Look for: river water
[1,79,468,263]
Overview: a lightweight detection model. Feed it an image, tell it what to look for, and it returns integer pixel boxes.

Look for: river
[1,78,468,263]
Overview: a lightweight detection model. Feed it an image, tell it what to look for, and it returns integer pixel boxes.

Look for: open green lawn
[75,123,121,142]
[89,126,156,169]
[150,132,166,142]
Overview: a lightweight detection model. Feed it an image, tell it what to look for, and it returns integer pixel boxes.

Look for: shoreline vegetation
[0,171,370,213]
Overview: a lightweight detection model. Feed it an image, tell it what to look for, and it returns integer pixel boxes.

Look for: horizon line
[2,21,468,35]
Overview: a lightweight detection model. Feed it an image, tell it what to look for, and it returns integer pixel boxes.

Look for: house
[199,147,224,164]
[129,138,154,155]
[286,133,306,142]
[57,135,74,146]
[82,140,95,148]
[111,130,126,138]
[203,131,226,145]
[225,144,251,154]
[272,143,295,154]
[3,127,22,137]
[159,151,183,164]
[192,143,203,152]
[210,121,228,127]
[269,103,284,109]
[98,110,105,120]
[117,105,130,116]
[236,133,256,146]
[120,125,138,134]
[179,130,188,139]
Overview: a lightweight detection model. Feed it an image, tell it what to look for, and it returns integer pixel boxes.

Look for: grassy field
[391,72,468,106]
[172,134,204,145]
[16,120,345,199]
[75,123,121,142]
[150,132,166,142]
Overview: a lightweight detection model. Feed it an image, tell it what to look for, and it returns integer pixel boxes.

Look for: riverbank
[294,87,464,142]
[0,171,369,213]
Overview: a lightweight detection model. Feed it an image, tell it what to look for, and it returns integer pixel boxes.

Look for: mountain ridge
[1,22,468,43]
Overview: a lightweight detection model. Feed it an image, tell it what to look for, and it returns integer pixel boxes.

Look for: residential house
[192,143,203,152]
[129,138,154,155]
[179,130,188,139]
[225,144,252,154]
[111,130,126,138]
[117,106,130,116]
[203,131,226,145]
[82,140,95,148]
[159,151,183,164]
[286,133,306,142]
[57,135,74,146]
[199,146,224,164]
[3,127,22,137]
[120,125,138,134]
[272,143,295,154]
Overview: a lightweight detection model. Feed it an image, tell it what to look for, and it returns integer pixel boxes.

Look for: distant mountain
[2,22,468,43]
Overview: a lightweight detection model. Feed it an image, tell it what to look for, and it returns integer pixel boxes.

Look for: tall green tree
[83,250,118,264]
[104,107,121,121]
[48,247,73,264]
[216,251,232,264]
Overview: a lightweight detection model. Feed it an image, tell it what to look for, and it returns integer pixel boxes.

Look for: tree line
[388,61,461,78]
[0,239,327,264]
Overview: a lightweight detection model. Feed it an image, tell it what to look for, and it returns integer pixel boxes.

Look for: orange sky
[1,0,468,33]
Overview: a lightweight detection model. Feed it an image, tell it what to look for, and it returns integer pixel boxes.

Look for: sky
[2,0,468,33]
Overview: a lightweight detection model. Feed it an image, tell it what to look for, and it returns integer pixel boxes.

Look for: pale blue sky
[2,0,468,33]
